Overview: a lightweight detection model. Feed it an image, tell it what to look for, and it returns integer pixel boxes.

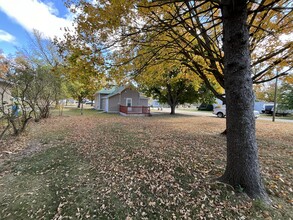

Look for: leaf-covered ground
[0,109,292,219]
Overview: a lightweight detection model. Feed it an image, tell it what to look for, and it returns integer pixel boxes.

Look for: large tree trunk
[219,0,269,202]
[166,84,177,115]
[170,104,176,115]
[77,96,82,108]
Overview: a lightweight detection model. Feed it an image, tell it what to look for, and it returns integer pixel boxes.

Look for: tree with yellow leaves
[61,0,293,202]
[56,34,105,107]
[137,63,215,114]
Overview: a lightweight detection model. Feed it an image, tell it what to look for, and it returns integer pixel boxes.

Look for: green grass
[264,114,293,120]
[50,106,109,118]
[258,114,293,121]
[0,145,130,219]
[1,146,83,219]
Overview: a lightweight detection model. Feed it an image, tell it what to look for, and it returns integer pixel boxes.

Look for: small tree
[11,56,62,121]
[0,75,34,137]
[277,81,293,111]
[0,55,63,139]
[0,55,34,138]
[138,66,214,114]
[0,31,65,139]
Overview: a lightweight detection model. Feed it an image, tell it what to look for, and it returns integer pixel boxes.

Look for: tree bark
[166,83,177,115]
[170,104,176,115]
[219,0,269,202]
[77,96,82,108]
[0,121,10,139]
[9,118,19,136]
[20,117,32,133]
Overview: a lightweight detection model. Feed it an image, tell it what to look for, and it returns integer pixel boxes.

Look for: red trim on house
[119,105,150,116]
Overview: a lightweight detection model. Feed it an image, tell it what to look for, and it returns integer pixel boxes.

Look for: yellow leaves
[0,54,9,77]
[60,44,104,98]
[248,0,292,78]
[283,75,293,84]
[76,0,136,33]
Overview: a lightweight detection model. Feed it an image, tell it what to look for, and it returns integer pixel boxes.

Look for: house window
[126,98,132,107]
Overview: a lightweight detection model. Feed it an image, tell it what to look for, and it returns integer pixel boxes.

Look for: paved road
[151,108,293,123]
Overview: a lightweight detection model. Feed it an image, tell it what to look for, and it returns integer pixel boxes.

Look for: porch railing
[119,105,150,115]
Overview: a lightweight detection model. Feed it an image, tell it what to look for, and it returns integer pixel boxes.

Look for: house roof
[100,86,126,99]
[106,86,126,98]
[98,87,117,94]
[98,84,149,100]
[98,84,132,97]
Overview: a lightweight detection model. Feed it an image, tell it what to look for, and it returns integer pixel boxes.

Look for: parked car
[85,101,95,105]
[261,104,274,114]
[198,103,214,111]
[272,105,293,116]
[213,106,260,118]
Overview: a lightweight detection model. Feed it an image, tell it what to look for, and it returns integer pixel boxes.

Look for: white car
[213,106,260,118]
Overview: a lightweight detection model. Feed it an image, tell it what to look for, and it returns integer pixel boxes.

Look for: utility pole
[272,71,278,122]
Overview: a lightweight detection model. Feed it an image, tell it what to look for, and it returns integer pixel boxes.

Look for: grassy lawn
[259,114,293,120]
[0,108,292,219]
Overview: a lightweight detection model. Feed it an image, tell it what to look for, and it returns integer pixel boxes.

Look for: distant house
[0,78,12,106]
[94,84,150,116]
[254,101,266,112]
[150,99,161,108]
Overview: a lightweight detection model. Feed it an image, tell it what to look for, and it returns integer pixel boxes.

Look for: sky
[1,1,291,57]
[0,0,74,55]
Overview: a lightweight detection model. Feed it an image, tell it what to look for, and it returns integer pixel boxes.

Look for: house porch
[119,105,151,116]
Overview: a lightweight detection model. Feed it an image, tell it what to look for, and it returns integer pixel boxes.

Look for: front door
[126,98,132,112]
